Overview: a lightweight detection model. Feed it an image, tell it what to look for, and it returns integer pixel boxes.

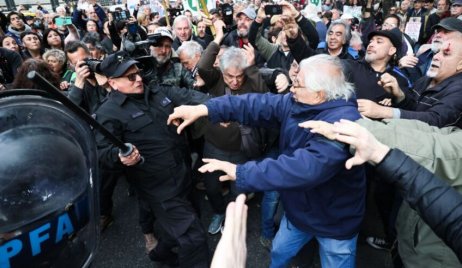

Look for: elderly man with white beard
[357,18,462,129]
[147,27,195,88]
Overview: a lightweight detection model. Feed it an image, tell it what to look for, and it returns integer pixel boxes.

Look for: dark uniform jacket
[95,85,209,202]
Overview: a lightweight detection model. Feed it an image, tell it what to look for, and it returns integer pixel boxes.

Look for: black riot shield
[0,90,99,268]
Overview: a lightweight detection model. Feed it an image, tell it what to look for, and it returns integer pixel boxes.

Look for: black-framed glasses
[121,71,141,81]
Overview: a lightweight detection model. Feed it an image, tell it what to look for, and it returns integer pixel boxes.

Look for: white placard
[405,17,422,42]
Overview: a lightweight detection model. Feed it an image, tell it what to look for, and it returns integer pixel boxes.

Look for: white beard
[237,28,248,38]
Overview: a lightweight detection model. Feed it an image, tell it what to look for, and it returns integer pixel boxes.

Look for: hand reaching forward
[299,119,390,169]
[198,158,237,181]
[167,104,209,134]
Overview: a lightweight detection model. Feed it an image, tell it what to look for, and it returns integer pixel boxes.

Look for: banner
[308,0,322,9]
[182,0,216,16]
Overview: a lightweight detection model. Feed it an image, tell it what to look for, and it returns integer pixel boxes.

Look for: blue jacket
[206,93,366,239]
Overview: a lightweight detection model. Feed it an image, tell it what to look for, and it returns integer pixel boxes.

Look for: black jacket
[343,60,412,103]
[397,72,462,128]
[95,85,209,201]
[172,35,206,51]
[248,20,294,70]
[288,33,412,103]
[0,47,22,85]
[376,149,462,262]
[68,81,108,114]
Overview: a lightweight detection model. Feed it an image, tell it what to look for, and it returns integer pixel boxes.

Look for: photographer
[65,41,108,113]
[248,4,294,71]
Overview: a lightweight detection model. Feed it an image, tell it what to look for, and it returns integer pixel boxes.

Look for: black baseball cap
[432,17,462,34]
[100,52,138,78]
[368,28,402,54]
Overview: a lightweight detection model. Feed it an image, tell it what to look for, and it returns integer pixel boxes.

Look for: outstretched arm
[299,119,390,169]
[167,104,209,134]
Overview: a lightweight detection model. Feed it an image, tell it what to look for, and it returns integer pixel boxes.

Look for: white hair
[349,31,363,47]
[177,40,203,58]
[219,47,248,73]
[299,54,354,101]
[56,6,66,14]
[173,15,193,30]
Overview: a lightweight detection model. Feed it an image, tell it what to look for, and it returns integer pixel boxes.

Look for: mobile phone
[55,16,72,27]
[63,17,72,25]
[265,5,283,15]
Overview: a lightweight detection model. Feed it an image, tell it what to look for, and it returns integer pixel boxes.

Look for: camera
[133,33,162,49]
[265,5,283,15]
[82,58,102,77]
[111,10,129,22]
[220,3,234,27]
[167,8,182,19]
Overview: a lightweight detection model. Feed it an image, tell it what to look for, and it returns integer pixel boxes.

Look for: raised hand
[378,73,405,103]
[211,194,248,268]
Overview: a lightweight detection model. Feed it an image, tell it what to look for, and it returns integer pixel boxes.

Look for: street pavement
[92,179,394,268]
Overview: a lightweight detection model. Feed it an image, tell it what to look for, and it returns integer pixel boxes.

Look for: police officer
[94,52,210,267]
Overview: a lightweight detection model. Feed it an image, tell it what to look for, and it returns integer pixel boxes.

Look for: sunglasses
[122,71,141,81]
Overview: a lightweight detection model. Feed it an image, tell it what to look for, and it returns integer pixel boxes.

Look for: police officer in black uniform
[95,53,210,267]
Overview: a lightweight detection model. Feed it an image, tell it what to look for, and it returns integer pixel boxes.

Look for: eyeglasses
[121,71,141,81]
[452,4,462,7]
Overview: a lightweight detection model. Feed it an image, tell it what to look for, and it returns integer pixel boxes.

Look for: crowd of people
[1,0,462,267]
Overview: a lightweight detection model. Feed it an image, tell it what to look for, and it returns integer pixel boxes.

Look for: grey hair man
[172,15,206,50]
[192,19,278,236]
[317,20,354,60]
[177,40,203,72]
[167,54,365,267]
